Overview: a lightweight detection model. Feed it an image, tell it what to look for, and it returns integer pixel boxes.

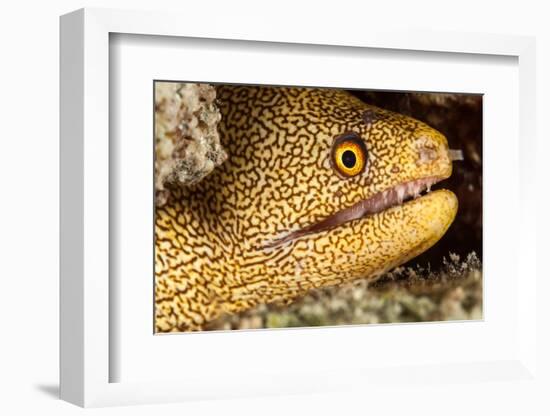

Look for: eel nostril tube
[449,149,464,161]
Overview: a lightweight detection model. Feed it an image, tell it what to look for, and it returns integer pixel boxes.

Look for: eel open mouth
[264,176,446,249]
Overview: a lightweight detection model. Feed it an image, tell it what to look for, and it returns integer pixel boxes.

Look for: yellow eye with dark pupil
[331,133,367,178]
[342,150,356,168]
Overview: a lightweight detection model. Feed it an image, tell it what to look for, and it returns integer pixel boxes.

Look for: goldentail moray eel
[155,85,458,332]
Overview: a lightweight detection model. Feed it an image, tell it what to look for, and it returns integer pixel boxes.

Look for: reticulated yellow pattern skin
[155,86,457,332]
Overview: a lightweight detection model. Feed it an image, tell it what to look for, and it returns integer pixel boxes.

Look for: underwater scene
[154,82,482,333]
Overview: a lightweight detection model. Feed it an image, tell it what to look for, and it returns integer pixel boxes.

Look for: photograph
[154,82,482,333]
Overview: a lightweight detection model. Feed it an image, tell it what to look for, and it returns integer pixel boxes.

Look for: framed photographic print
[60,7,538,408]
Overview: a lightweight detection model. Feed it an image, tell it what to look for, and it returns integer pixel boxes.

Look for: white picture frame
[60,7,538,408]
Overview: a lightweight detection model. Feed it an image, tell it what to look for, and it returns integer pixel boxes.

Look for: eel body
[155,85,457,332]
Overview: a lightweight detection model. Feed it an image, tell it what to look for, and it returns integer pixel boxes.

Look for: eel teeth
[264,176,443,249]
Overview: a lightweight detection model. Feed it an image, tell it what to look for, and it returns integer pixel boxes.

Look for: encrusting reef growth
[155,82,227,206]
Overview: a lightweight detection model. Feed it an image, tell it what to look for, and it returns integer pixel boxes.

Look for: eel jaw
[264,176,447,249]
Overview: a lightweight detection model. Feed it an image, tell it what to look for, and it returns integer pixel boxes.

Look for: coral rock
[155,82,227,206]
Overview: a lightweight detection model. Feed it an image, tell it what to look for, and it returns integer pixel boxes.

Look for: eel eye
[331,132,368,178]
